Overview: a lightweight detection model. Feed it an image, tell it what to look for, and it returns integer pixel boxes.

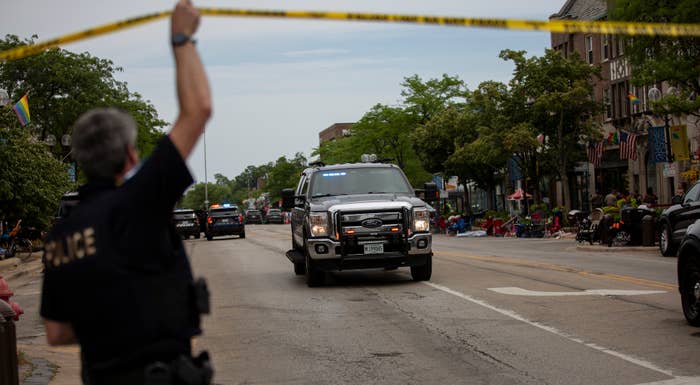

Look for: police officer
[40,1,213,384]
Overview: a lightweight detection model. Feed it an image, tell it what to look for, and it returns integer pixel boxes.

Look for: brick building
[319,123,353,144]
[551,0,699,208]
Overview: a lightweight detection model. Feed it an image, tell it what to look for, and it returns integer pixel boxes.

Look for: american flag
[587,141,605,167]
[619,131,637,160]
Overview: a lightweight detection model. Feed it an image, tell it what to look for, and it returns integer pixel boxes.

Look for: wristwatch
[171,33,194,47]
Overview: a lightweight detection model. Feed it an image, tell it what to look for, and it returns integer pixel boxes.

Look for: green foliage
[264,153,307,202]
[313,103,431,186]
[180,182,233,210]
[0,35,166,159]
[0,126,73,228]
[412,105,474,174]
[610,0,700,118]
[401,74,469,123]
[500,49,600,208]
[446,81,511,194]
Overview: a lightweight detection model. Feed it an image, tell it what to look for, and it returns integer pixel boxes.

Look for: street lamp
[0,89,9,107]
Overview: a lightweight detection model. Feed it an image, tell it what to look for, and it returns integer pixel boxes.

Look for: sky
[1,0,567,183]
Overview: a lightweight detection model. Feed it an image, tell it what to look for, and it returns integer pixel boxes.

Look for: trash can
[621,207,655,246]
[0,299,18,385]
[642,215,655,246]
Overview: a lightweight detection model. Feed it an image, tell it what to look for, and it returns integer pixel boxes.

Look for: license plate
[363,243,384,254]
[219,219,230,224]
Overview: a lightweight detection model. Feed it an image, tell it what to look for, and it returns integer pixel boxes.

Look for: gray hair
[71,108,137,180]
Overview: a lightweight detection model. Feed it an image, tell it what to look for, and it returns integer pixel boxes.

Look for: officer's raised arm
[168,0,212,160]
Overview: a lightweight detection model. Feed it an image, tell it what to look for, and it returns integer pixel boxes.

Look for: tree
[412,105,477,212]
[0,35,166,159]
[313,104,431,187]
[610,0,700,118]
[500,49,600,210]
[401,74,469,123]
[0,124,73,228]
[264,153,307,203]
[445,81,512,210]
[180,182,233,210]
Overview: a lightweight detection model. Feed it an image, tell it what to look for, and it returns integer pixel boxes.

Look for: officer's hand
[172,0,200,38]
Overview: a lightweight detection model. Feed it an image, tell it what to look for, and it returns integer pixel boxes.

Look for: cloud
[283,48,351,58]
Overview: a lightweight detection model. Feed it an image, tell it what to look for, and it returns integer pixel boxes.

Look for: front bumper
[306,232,431,261]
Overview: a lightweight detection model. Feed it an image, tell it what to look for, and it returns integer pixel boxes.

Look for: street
[7,225,699,385]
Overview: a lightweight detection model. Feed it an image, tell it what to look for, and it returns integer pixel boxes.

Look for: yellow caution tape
[0,11,170,62]
[1,8,699,62]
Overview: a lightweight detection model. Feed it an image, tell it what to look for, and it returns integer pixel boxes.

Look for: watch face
[173,33,188,45]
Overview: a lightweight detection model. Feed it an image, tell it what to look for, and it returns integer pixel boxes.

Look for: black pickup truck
[282,162,435,287]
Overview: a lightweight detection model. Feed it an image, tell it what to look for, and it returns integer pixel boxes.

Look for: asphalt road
[185,225,699,385]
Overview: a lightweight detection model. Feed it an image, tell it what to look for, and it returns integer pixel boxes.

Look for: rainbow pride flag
[626,92,640,105]
[12,94,30,126]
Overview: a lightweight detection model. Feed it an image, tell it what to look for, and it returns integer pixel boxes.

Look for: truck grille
[335,209,408,256]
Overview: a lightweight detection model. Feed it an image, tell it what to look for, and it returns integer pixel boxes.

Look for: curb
[21,357,55,385]
[576,244,660,253]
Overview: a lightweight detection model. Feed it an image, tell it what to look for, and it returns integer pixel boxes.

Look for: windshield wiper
[367,192,390,194]
[311,193,347,198]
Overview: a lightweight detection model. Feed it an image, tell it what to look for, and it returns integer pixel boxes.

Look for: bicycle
[0,220,34,259]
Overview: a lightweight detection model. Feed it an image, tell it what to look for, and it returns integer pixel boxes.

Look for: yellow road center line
[434,250,677,291]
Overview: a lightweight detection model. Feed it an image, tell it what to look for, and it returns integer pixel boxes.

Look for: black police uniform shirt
[41,135,200,369]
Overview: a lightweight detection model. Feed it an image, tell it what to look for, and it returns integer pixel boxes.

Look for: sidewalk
[1,254,81,385]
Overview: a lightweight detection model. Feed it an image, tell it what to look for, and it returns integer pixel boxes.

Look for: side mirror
[671,195,683,205]
[423,182,438,202]
[281,188,296,209]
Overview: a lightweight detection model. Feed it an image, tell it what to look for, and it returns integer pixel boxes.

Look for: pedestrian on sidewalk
[40,1,214,384]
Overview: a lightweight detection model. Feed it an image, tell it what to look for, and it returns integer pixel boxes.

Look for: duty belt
[89,351,213,385]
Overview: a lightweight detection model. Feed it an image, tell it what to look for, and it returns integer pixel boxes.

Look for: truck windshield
[310,167,413,197]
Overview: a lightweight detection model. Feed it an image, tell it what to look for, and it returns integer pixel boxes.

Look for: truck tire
[195,233,200,239]
[240,231,246,239]
[206,234,213,241]
[680,255,700,326]
[304,240,324,287]
[410,255,432,281]
[294,262,306,275]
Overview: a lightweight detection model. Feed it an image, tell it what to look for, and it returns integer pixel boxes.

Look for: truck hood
[309,194,426,213]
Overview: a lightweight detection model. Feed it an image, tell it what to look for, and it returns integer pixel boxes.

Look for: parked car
[173,209,200,239]
[677,218,700,326]
[206,205,245,240]
[52,191,80,226]
[265,208,284,224]
[245,209,263,224]
[658,181,700,256]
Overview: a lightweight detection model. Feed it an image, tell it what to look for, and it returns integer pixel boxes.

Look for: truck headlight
[413,208,430,232]
[309,213,329,237]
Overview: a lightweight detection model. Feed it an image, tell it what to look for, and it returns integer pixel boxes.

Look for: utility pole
[203,131,209,209]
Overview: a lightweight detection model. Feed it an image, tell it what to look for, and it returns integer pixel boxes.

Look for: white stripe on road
[488,287,666,297]
[423,282,675,379]
[636,378,700,385]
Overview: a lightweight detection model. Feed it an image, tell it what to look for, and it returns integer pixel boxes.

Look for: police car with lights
[282,154,435,287]
[205,203,245,240]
